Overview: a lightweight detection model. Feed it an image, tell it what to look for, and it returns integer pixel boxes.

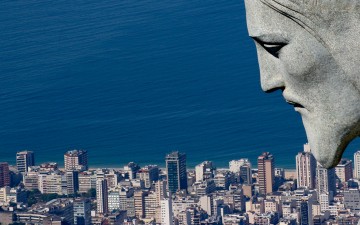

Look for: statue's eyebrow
[249,33,289,44]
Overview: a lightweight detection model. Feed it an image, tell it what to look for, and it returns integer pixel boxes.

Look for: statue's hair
[260,0,360,12]
[257,0,360,82]
[259,0,360,49]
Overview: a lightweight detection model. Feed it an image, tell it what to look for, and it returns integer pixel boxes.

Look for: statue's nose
[260,72,285,93]
[257,47,286,93]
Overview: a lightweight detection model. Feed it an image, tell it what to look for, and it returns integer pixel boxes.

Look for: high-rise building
[144,191,158,219]
[296,144,316,189]
[119,187,134,211]
[124,162,140,180]
[166,151,187,194]
[155,180,167,203]
[16,151,35,173]
[23,171,39,190]
[64,150,88,171]
[66,170,79,195]
[73,198,91,225]
[343,188,360,213]
[108,191,121,211]
[161,198,174,225]
[105,170,118,189]
[0,163,10,187]
[300,200,313,225]
[96,178,108,214]
[195,161,215,182]
[354,151,360,179]
[134,190,146,218]
[38,173,63,195]
[138,165,159,188]
[240,160,252,185]
[335,159,353,183]
[316,163,336,196]
[78,172,97,193]
[257,152,275,194]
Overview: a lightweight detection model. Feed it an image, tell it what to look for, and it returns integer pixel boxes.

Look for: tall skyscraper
[257,152,275,195]
[300,199,313,225]
[296,144,316,189]
[161,198,174,225]
[166,151,187,194]
[335,159,353,183]
[354,151,360,179]
[16,150,35,173]
[73,198,91,225]
[96,178,108,214]
[64,150,88,171]
[316,163,336,196]
[0,162,10,187]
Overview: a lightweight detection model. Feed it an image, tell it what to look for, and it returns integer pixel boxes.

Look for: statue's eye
[262,43,286,58]
[252,37,287,58]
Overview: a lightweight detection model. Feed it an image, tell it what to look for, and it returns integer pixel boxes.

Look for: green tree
[40,193,59,202]
[83,188,96,198]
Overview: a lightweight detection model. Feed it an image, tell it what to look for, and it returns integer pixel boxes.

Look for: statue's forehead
[245,0,298,38]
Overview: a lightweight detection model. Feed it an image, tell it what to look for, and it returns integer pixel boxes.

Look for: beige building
[23,171,39,190]
[264,199,280,214]
[78,172,97,193]
[134,190,146,219]
[96,178,108,214]
[144,191,158,219]
[296,144,316,189]
[38,173,63,195]
[257,152,274,194]
[335,159,353,183]
[354,151,360,179]
[64,150,88,171]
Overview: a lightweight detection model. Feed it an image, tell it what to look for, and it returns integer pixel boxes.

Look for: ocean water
[1,0,359,169]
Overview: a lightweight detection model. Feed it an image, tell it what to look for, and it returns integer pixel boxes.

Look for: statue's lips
[285,100,304,109]
[282,92,305,109]
[284,99,307,113]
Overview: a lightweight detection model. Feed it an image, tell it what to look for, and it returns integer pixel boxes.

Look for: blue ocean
[1,0,359,169]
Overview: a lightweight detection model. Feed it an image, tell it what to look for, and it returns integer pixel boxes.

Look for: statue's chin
[302,115,359,169]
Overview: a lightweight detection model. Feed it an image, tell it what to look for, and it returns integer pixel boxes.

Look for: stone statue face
[245,0,360,168]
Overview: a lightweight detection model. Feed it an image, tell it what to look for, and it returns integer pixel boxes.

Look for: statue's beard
[302,112,360,168]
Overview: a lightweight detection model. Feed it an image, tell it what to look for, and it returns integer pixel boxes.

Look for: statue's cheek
[280,39,331,86]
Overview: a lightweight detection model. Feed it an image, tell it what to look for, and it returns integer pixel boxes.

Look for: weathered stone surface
[245,0,360,168]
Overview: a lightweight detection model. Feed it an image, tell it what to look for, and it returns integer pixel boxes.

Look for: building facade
[96,178,108,214]
[296,145,316,189]
[257,152,275,195]
[335,159,353,183]
[0,162,10,187]
[195,161,215,182]
[64,150,88,171]
[354,151,360,179]
[73,198,91,225]
[166,151,187,194]
[161,198,174,225]
[16,150,35,173]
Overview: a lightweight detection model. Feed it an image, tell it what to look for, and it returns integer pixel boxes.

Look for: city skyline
[1,142,360,224]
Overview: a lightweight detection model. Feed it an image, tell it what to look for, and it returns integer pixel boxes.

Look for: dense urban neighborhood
[0,144,360,225]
